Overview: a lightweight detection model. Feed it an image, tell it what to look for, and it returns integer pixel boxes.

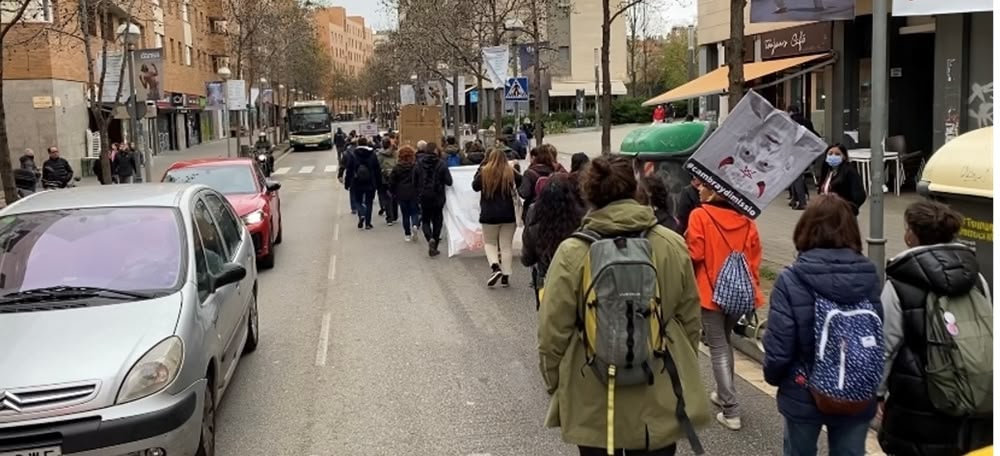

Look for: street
[212,146,883,455]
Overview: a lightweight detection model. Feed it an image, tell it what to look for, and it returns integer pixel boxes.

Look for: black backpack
[419,159,441,204]
[354,161,373,185]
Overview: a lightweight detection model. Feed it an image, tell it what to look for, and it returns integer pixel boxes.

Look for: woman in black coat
[817,144,867,216]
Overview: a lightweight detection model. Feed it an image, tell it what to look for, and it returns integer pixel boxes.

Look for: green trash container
[917,126,993,289]
[617,121,716,220]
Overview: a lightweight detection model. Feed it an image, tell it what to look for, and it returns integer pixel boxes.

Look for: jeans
[783,419,869,456]
[353,188,375,226]
[378,187,398,222]
[578,444,676,456]
[482,223,516,275]
[420,204,444,242]
[702,308,740,418]
[349,187,360,214]
[398,201,420,236]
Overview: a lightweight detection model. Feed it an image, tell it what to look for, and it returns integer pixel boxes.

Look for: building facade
[311,6,375,116]
[545,0,629,105]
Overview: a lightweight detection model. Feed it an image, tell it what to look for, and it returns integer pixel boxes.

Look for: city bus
[287,100,333,151]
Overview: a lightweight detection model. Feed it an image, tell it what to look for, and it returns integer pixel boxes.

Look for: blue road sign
[470,89,479,104]
[504,77,529,101]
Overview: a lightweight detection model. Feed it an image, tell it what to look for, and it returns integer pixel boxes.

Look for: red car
[163,158,283,268]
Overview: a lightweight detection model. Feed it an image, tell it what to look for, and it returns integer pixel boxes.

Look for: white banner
[683,90,826,219]
[97,51,130,103]
[482,46,509,89]
[400,84,416,105]
[444,165,524,258]
[226,79,247,111]
[892,0,991,15]
[445,76,467,106]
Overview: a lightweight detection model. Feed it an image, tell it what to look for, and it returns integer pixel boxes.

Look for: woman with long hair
[818,144,866,216]
[519,144,565,219]
[389,145,420,241]
[521,173,586,307]
[472,148,522,287]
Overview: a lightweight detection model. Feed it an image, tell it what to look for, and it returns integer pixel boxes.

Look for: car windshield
[164,165,258,194]
[0,207,185,294]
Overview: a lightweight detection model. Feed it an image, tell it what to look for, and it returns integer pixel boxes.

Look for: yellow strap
[607,365,616,455]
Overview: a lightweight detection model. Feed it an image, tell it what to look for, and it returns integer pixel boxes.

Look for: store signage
[186,95,200,109]
[170,92,185,106]
[760,22,832,60]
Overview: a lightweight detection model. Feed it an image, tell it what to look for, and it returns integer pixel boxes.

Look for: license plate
[0,447,61,456]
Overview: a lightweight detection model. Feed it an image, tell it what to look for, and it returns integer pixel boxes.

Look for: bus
[287,100,333,151]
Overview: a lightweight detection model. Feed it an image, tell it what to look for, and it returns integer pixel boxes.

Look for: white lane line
[327,254,337,280]
[333,224,340,241]
[315,313,331,366]
[273,167,291,175]
[299,165,315,174]
[324,165,338,173]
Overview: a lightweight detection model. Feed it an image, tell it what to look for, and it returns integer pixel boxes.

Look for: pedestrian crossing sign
[505,77,529,101]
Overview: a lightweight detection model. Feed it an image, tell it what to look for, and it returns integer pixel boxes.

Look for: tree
[660,30,689,91]
[727,0,747,109]
[601,0,645,155]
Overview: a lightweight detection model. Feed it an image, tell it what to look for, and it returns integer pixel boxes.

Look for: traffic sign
[505,77,529,101]
[359,122,378,136]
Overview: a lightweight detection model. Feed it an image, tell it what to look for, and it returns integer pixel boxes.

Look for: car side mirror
[212,263,246,290]
[265,180,281,192]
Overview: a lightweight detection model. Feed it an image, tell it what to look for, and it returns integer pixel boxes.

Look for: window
[185,45,192,66]
[155,32,163,48]
[191,220,211,302]
[203,193,243,258]
[169,38,175,63]
[193,200,227,272]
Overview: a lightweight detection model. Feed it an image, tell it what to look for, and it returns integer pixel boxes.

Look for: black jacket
[113,150,137,178]
[42,157,73,186]
[819,163,866,215]
[413,154,453,208]
[344,146,381,192]
[389,163,418,202]
[879,244,992,456]
[790,112,817,135]
[472,168,522,225]
[518,163,561,218]
[338,145,356,179]
[675,185,700,234]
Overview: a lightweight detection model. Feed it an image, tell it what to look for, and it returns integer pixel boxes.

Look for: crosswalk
[273,165,338,176]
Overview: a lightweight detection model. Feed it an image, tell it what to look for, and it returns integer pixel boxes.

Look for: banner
[132,48,162,102]
[891,0,991,15]
[424,81,444,106]
[683,90,826,219]
[206,81,224,110]
[750,0,855,23]
[97,51,129,103]
[482,46,510,89]
[400,84,416,105]
[444,165,525,258]
[226,79,247,110]
[444,76,466,106]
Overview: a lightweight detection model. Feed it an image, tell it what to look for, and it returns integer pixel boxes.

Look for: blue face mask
[826,154,844,167]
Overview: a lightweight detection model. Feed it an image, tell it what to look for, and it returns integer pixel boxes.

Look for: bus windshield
[289,106,331,135]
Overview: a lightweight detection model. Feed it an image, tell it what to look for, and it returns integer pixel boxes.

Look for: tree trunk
[0,46,17,204]
[452,73,461,143]
[727,0,747,110]
[600,0,613,155]
[476,74,485,132]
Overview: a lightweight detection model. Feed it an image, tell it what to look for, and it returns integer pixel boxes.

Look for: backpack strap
[658,321,706,455]
[570,229,602,244]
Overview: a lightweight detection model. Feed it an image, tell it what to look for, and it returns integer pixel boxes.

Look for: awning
[642,53,833,106]
[549,80,628,97]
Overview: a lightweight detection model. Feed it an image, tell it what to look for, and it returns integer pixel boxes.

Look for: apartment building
[1,0,228,169]
[545,0,628,108]
[311,6,375,115]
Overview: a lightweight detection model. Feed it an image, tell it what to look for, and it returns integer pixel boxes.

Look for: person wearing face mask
[817,144,866,216]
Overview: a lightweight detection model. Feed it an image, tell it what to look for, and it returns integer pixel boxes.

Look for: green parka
[538,199,710,450]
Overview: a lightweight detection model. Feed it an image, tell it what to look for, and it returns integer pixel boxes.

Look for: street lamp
[505,18,525,127]
[217,66,233,157]
[116,22,150,183]
[258,77,268,136]
[277,83,285,143]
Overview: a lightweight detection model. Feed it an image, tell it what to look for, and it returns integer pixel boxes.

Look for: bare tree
[726,0,746,109]
[600,0,645,155]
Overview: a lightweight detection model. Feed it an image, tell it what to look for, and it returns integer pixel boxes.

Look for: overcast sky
[325,0,696,34]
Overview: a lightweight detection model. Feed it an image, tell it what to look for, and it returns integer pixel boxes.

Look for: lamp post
[258,77,268,137]
[116,23,150,183]
[217,67,232,157]
[276,83,284,145]
[504,18,524,129]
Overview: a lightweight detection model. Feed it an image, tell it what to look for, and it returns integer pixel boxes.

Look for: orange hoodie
[685,203,765,311]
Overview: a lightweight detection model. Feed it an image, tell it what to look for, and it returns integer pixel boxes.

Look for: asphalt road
[213,146,881,455]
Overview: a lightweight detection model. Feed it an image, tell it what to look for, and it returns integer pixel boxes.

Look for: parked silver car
[0,183,260,456]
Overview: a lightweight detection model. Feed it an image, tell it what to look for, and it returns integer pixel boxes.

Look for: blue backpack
[808,295,884,415]
[706,216,756,317]
[446,152,462,167]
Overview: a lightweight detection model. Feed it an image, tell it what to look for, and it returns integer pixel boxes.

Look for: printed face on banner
[750,0,856,23]
[684,91,826,218]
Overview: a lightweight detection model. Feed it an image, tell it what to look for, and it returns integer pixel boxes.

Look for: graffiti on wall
[967,81,993,128]
[944,108,960,143]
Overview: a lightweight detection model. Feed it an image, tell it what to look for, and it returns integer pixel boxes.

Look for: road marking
[324,165,338,173]
[299,166,315,174]
[273,167,290,175]
[333,224,340,241]
[315,313,331,367]
[327,254,337,280]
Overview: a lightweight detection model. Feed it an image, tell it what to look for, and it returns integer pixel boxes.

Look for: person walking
[521,173,586,308]
[41,146,73,188]
[113,144,138,184]
[818,144,866,216]
[762,194,883,456]
[390,146,420,242]
[472,148,522,287]
[519,144,564,219]
[538,155,709,456]
[675,176,702,234]
[787,105,818,210]
[339,138,360,215]
[344,137,381,230]
[653,104,667,123]
[376,138,399,225]
[444,136,466,167]
[685,184,764,431]
[878,201,993,456]
[413,142,453,256]
[637,175,681,234]
[465,141,486,165]
[334,127,347,160]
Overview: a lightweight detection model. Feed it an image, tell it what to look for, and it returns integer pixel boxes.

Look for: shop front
[758,22,834,138]
[155,97,176,152]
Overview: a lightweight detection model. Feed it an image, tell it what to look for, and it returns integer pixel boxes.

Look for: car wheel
[243,293,259,354]
[274,218,283,245]
[258,237,275,270]
[195,382,216,456]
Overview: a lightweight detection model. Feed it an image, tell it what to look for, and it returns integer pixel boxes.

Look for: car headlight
[243,209,264,225]
[117,336,183,404]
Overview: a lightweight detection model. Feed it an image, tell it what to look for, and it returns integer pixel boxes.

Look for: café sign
[760,22,832,60]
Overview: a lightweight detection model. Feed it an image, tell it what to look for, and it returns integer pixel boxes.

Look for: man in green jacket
[539,155,709,456]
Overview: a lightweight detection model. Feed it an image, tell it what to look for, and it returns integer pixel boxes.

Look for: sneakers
[365,224,374,230]
[387,220,395,226]
[716,412,742,431]
[487,264,503,287]
[404,234,412,242]
[428,239,440,257]
[710,391,723,408]
[357,219,364,230]
[501,275,510,288]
